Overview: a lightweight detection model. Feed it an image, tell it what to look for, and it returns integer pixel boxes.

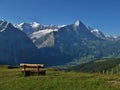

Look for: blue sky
[0,0,120,35]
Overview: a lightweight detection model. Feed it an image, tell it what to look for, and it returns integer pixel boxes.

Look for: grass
[0,66,120,90]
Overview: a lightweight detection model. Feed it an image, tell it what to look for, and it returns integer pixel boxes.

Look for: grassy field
[0,66,120,90]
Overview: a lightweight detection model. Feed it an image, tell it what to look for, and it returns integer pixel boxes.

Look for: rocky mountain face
[16,20,120,48]
[0,19,120,67]
[15,22,59,35]
[0,20,37,65]
[16,20,103,48]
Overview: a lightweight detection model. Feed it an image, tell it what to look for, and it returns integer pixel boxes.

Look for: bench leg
[40,71,46,75]
[24,71,30,76]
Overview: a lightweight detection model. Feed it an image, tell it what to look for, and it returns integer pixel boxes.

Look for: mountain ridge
[16,20,120,43]
[0,19,120,67]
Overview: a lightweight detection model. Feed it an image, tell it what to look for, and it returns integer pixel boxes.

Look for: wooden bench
[20,63,46,76]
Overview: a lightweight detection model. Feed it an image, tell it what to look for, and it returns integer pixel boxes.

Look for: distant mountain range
[15,20,120,45]
[0,19,120,67]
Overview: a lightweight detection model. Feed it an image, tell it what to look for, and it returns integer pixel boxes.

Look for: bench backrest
[20,63,44,68]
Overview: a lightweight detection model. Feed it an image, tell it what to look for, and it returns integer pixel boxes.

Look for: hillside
[69,58,120,73]
[0,66,120,90]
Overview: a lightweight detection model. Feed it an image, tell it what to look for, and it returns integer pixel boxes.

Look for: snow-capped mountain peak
[18,22,26,26]
[105,35,118,41]
[91,29,101,35]
[58,25,66,28]
[0,20,9,32]
[15,20,120,42]
[31,22,40,28]
[90,29,106,40]
[74,20,80,26]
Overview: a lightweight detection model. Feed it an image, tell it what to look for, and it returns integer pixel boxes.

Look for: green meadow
[0,66,120,90]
